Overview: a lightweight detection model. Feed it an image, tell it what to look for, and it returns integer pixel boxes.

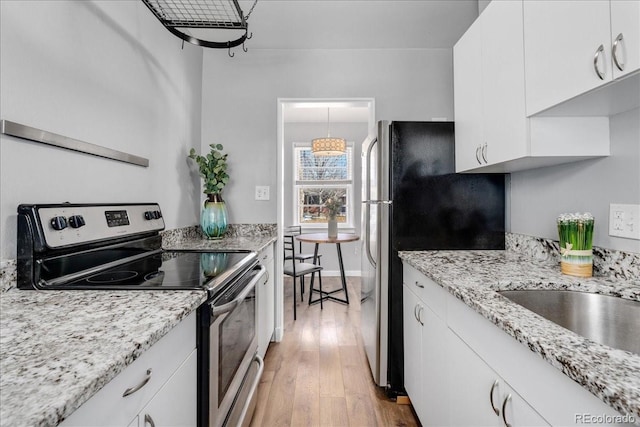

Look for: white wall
[510,108,640,253]
[284,122,368,274]
[0,1,204,259]
[201,48,455,225]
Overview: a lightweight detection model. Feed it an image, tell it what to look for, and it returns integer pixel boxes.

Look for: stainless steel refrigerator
[361,121,505,396]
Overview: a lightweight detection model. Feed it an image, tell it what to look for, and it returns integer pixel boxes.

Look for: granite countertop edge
[399,250,640,421]
[0,234,275,427]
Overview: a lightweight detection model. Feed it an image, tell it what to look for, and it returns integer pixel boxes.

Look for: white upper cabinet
[454,0,527,171]
[453,17,484,172]
[524,1,612,116]
[524,0,640,116]
[611,0,640,80]
[454,0,612,173]
[480,0,528,168]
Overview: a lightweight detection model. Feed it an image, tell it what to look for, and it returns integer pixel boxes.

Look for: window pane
[296,148,352,181]
[298,187,348,224]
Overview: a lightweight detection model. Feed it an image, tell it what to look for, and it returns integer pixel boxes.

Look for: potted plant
[324,193,343,238]
[188,144,229,239]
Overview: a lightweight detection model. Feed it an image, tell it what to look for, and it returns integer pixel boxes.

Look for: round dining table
[295,233,360,305]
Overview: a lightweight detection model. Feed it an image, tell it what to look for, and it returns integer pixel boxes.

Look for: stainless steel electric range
[16,203,265,427]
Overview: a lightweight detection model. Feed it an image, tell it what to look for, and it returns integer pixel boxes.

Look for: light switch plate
[609,203,640,240]
[255,186,270,201]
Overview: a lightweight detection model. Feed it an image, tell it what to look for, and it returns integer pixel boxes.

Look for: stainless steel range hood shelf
[1,120,149,167]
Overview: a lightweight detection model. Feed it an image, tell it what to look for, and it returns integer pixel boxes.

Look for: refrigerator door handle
[364,137,378,268]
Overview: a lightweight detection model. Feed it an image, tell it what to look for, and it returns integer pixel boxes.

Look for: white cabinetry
[134,349,197,427]
[61,312,197,427]
[448,331,548,427]
[454,0,614,173]
[402,266,448,427]
[402,262,632,426]
[454,0,527,172]
[611,1,640,80]
[524,0,640,116]
[257,242,275,359]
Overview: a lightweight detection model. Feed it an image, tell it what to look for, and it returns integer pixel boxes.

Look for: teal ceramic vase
[201,193,228,239]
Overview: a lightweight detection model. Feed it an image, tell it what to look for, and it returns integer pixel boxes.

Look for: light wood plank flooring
[250,276,419,427]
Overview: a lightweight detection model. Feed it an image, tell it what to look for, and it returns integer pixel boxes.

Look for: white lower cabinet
[61,312,197,427]
[134,349,197,427]
[448,330,548,427]
[402,263,632,426]
[257,242,275,359]
[402,268,449,427]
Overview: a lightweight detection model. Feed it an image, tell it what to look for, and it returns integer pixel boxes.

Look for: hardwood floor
[250,276,419,427]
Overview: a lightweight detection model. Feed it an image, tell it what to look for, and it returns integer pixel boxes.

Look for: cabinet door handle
[501,394,512,427]
[417,306,425,326]
[613,33,625,71]
[475,145,482,164]
[144,413,156,427]
[414,304,420,322]
[593,44,606,80]
[122,368,152,397]
[481,143,488,164]
[414,280,424,289]
[489,379,500,416]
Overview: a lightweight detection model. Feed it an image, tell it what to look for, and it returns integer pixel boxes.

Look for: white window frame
[292,142,354,229]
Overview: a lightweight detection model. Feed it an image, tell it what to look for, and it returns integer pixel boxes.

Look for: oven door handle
[211,265,266,317]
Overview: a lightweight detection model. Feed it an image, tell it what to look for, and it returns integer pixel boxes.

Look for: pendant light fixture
[311,108,346,156]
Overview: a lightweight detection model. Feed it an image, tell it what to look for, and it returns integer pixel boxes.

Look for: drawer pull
[122,368,152,397]
[489,379,500,416]
[593,44,606,80]
[613,33,625,71]
[144,413,156,427]
[414,280,424,289]
[501,394,512,427]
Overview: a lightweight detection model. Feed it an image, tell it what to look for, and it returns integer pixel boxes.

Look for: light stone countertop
[0,233,276,427]
[399,250,640,422]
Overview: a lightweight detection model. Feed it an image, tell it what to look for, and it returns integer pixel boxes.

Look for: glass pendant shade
[312,108,346,156]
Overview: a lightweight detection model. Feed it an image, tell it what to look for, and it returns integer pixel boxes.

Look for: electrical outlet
[609,203,640,240]
[255,186,270,201]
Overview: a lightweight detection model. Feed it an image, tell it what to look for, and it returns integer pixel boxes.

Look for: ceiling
[235,1,480,123]
[237,0,479,50]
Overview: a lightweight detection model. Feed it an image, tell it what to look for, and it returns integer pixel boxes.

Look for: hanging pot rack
[141,0,258,55]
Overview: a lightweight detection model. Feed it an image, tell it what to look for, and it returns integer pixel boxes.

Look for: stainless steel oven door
[209,264,265,427]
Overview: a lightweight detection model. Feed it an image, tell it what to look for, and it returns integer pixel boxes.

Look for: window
[293,144,354,227]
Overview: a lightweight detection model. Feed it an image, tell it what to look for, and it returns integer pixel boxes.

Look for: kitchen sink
[498,290,640,355]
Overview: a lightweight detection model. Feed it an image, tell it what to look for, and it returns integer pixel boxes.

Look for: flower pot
[201,193,228,239]
[328,216,338,238]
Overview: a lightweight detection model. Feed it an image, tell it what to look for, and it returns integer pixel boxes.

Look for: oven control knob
[154,210,162,219]
[50,216,68,231]
[144,211,154,220]
[68,215,86,228]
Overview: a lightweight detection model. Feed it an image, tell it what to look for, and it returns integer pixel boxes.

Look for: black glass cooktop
[39,251,254,292]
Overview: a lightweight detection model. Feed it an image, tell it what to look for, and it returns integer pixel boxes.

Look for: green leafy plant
[188,144,229,195]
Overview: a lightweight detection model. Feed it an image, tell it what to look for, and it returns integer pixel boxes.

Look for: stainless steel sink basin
[498,290,640,355]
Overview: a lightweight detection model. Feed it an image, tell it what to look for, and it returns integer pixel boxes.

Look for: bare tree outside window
[294,146,353,226]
